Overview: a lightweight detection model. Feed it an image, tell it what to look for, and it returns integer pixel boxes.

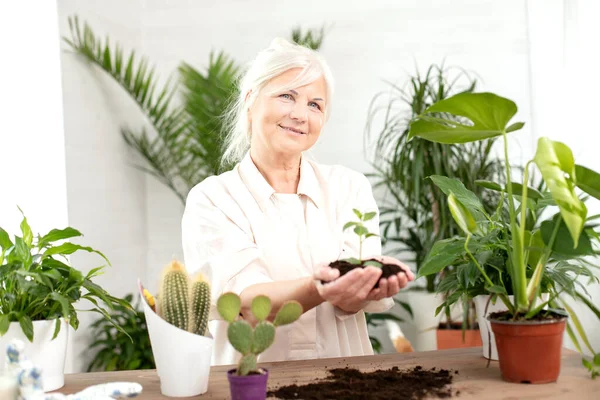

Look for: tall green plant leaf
[417,238,466,277]
[39,228,83,248]
[534,138,587,247]
[575,164,600,200]
[430,176,486,217]
[408,92,524,144]
[448,193,479,235]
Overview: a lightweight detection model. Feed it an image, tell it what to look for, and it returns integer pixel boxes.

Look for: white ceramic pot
[139,280,214,397]
[474,295,513,360]
[0,318,69,392]
[407,291,440,351]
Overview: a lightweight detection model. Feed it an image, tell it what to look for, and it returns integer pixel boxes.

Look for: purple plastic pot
[227,368,269,400]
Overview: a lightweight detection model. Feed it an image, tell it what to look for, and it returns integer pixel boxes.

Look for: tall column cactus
[217,293,303,376]
[189,273,211,336]
[159,260,190,331]
[157,260,211,336]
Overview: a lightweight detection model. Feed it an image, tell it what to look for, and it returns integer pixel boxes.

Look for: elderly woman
[182,38,414,365]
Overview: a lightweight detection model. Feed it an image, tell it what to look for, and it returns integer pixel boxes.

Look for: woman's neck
[250,147,301,194]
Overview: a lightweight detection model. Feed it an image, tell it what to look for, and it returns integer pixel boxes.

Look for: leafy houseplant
[87,293,155,372]
[0,209,130,391]
[139,260,214,397]
[365,64,502,294]
[409,91,600,381]
[216,292,302,400]
[63,16,326,204]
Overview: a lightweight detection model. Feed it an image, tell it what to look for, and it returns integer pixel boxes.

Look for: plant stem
[519,161,533,246]
[359,236,363,262]
[464,235,513,312]
[502,132,527,312]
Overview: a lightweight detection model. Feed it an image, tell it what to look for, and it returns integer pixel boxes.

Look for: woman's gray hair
[221,38,334,168]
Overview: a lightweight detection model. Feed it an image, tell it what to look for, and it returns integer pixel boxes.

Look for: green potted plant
[216,292,302,400]
[409,91,600,382]
[138,260,213,397]
[365,64,503,351]
[0,208,131,391]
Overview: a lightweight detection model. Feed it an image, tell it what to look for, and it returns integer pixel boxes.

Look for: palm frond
[63,16,242,203]
[291,25,327,50]
[365,63,504,290]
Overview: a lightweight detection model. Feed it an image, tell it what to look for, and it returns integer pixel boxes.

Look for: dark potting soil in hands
[267,365,458,400]
[326,259,405,288]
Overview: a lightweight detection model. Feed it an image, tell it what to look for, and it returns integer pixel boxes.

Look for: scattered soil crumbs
[267,365,457,400]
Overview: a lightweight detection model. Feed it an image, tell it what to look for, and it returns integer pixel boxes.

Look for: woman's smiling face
[249,68,327,157]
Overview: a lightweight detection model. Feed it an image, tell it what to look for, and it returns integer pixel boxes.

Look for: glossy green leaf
[39,227,83,247]
[486,285,507,294]
[408,92,523,144]
[524,230,544,268]
[417,238,466,278]
[18,208,33,247]
[448,193,479,235]
[354,226,368,236]
[0,227,13,251]
[14,237,32,267]
[19,315,34,342]
[0,315,9,336]
[575,164,600,200]
[363,212,377,221]
[352,209,363,219]
[540,220,593,257]
[44,243,110,265]
[50,292,71,318]
[534,137,586,247]
[430,175,485,216]
[474,180,501,191]
[343,222,357,231]
[475,180,543,200]
[52,318,61,340]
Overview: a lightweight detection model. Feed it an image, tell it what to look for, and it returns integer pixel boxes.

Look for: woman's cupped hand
[313,255,415,314]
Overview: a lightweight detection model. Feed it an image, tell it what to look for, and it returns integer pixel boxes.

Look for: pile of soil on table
[267,365,458,400]
[327,259,405,288]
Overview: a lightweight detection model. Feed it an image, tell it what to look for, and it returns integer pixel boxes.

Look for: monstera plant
[409,92,600,381]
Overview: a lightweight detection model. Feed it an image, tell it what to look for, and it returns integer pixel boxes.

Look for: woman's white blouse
[182,153,393,366]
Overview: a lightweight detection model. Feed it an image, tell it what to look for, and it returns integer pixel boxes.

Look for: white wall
[0,1,69,236]
[57,0,149,372]
[527,0,600,355]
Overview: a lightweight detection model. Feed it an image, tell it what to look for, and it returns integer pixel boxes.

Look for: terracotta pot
[436,323,483,350]
[489,316,567,384]
[227,368,269,400]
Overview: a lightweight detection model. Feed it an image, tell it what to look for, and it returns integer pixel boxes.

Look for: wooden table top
[59,347,600,399]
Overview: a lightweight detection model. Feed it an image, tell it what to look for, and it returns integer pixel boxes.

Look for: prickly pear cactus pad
[216,292,303,376]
